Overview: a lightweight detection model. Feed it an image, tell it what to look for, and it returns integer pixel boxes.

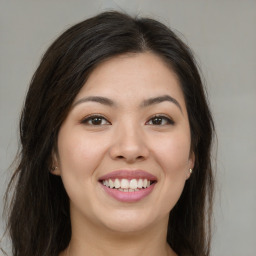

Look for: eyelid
[80,114,111,125]
[79,113,174,126]
[146,114,175,125]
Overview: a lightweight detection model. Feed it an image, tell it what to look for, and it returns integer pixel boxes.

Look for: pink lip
[101,183,156,202]
[98,169,157,181]
[98,169,157,203]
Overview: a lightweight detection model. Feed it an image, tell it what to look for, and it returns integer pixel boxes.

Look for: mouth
[100,178,156,192]
[98,170,157,202]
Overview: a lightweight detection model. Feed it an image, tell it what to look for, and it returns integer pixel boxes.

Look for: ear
[50,151,61,176]
[186,151,195,179]
[189,151,195,169]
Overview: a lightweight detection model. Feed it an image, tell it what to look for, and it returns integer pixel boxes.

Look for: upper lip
[98,169,157,181]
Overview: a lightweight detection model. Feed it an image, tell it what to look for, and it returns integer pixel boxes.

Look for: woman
[4,11,214,256]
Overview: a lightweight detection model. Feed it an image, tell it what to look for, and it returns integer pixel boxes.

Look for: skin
[53,52,194,256]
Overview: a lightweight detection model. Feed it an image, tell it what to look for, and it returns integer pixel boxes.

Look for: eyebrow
[141,95,183,113]
[72,94,182,113]
[72,96,115,108]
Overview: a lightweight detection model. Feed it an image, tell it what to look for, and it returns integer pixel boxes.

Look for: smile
[102,178,154,192]
[98,170,157,202]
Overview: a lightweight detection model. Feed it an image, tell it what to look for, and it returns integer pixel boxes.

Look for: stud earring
[189,168,193,174]
[51,166,58,171]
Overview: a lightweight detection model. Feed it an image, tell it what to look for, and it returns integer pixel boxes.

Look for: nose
[109,122,150,163]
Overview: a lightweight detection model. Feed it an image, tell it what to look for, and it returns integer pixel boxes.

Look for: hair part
[4,11,215,256]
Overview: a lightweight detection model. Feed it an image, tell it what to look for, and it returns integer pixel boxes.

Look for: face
[53,52,194,234]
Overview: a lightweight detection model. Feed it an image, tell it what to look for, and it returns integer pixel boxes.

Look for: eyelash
[146,115,175,125]
[81,114,110,126]
[80,114,174,126]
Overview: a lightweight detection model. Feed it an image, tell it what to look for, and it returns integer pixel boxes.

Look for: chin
[104,220,150,234]
[99,209,160,233]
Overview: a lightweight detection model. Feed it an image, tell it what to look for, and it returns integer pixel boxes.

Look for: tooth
[109,179,114,188]
[138,179,143,188]
[121,179,129,189]
[114,179,120,188]
[105,180,109,187]
[143,179,147,188]
[129,179,138,189]
[124,189,128,192]
[129,189,135,192]
[147,180,150,187]
[135,189,139,191]
[119,188,124,191]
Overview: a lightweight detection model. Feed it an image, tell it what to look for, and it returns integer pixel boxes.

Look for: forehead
[76,52,185,108]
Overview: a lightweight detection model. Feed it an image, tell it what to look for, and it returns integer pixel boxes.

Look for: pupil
[92,117,102,125]
[153,117,162,125]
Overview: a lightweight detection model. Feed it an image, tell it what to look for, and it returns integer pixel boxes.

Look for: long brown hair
[3,11,214,256]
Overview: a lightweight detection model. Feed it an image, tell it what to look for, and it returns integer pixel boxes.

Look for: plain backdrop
[1,0,256,255]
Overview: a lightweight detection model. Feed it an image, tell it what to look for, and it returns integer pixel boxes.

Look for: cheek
[56,128,111,214]
[156,131,191,173]
[152,131,191,211]
[57,128,109,186]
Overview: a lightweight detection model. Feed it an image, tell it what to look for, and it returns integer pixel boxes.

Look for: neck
[62,212,176,256]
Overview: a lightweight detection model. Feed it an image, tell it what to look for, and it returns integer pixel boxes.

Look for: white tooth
[147,180,150,188]
[129,189,135,192]
[124,189,129,192]
[121,179,129,189]
[129,179,138,189]
[105,180,109,187]
[114,179,120,188]
[138,179,143,188]
[109,179,114,188]
[103,180,106,185]
[119,188,124,191]
[143,179,147,188]
[135,189,139,191]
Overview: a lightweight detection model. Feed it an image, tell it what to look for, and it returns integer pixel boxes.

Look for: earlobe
[186,152,195,179]
[50,165,61,175]
[50,151,61,175]
[186,168,193,180]
[190,151,195,169]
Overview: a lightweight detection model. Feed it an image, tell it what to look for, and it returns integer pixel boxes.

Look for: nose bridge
[109,117,149,162]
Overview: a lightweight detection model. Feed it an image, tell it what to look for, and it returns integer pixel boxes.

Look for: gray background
[1,0,255,255]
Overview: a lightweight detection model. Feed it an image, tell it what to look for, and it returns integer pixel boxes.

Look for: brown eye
[146,115,174,125]
[81,115,111,125]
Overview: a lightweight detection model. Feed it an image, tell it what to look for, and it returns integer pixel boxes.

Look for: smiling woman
[4,11,214,256]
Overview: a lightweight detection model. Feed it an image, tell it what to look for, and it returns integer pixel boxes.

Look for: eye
[81,115,111,126]
[146,115,174,125]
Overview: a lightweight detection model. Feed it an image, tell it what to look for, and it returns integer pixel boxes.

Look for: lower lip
[100,183,156,202]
